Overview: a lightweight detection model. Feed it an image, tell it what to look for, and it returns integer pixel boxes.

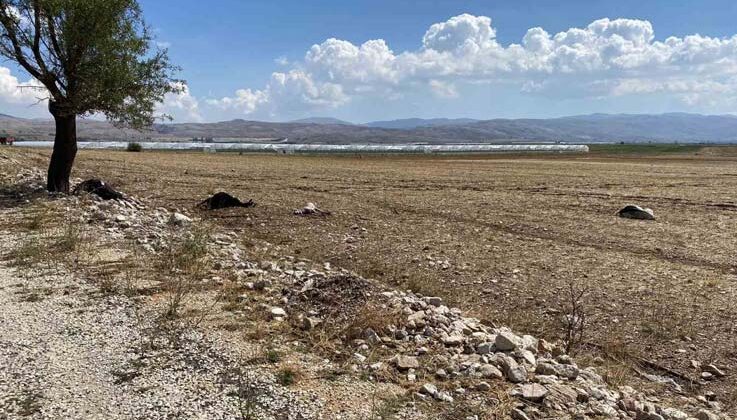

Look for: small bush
[276,366,300,386]
[265,348,281,364]
[126,142,143,152]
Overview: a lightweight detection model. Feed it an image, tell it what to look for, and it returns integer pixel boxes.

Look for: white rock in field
[516,383,548,403]
[420,383,437,396]
[169,212,192,226]
[269,307,287,319]
[393,355,420,370]
[479,364,503,379]
[496,331,522,351]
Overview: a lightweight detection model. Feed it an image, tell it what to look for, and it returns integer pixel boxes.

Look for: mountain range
[2,113,737,143]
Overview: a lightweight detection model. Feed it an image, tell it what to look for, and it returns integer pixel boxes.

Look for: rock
[269,307,287,319]
[695,410,719,420]
[545,384,578,406]
[520,335,539,354]
[169,212,192,226]
[425,296,443,307]
[364,328,381,345]
[407,311,426,324]
[301,317,320,330]
[394,355,420,370]
[660,408,689,420]
[434,392,454,403]
[476,382,491,391]
[515,383,548,403]
[442,333,464,346]
[518,349,536,366]
[479,364,503,379]
[477,342,494,354]
[501,357,528,383]
[420,383,438,396]
[354,353,367,363]
[618,205,655,220]
[511,409,531,420]
[536,362,579,380]
[701,371,713,380]
[495,331,521,351]
[703,364,726,377]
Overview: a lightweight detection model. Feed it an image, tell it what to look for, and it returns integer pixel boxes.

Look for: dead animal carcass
[198,192,255,210]
[293,202,331,216]
[72,179,124,200]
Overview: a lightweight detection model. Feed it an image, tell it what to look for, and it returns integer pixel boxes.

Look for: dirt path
[0,233,316,420]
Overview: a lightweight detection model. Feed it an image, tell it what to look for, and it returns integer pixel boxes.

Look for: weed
[265,348,281,364]
[10,236,46,267]
[558,279,589,355]
[369,394,405,419]
[157,227,210,318]
[276,365,301,386]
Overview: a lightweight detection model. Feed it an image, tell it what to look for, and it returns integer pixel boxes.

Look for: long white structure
[15,141,589,154]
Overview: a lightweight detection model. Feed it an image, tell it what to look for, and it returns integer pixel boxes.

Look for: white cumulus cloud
[159,82,203,122]
[212,14,737,118]
[0,66,46,104]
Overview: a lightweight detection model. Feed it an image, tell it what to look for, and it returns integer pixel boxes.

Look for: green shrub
[126,142,143,152]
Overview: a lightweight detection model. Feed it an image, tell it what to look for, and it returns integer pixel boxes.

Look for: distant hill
[3,113,737,143]
[290,117,354,125]
[365,118,480,129]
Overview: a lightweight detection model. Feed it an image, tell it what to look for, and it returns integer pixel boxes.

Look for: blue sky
[2,0,737,122]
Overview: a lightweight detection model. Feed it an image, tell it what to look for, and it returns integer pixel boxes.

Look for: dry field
[12,145,737,410]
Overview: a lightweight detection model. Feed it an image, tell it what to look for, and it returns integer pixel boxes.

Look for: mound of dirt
[288,274,377,324]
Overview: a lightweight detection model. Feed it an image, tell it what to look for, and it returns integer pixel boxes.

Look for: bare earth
[3,146,737,416]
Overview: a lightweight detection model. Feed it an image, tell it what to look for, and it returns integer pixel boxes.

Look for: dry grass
[155,226,211,318]
[7,145,737,409]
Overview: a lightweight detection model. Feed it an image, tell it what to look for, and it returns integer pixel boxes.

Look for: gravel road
[0,252,317,420]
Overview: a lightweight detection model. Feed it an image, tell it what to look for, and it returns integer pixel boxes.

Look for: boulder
[495,331,522,351]
[515,383,548,403]
[618,205,655,220]
[393,355,420,370]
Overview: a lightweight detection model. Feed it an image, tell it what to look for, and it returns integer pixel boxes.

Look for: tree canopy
[0,0,182,125]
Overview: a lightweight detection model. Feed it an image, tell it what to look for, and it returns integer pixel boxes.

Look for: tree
[0,0,182,192]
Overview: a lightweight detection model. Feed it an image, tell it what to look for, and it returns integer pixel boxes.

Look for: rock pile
[282,273,728,419]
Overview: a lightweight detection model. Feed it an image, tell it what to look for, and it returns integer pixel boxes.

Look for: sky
[2,0,737,122]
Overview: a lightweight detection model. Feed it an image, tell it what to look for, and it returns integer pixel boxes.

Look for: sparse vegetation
[157,226,210,318]
[276,365,301,386]
[559,279,588,355]
[127,142,143,152]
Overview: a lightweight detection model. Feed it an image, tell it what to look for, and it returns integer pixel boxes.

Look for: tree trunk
[47,104,77,193]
